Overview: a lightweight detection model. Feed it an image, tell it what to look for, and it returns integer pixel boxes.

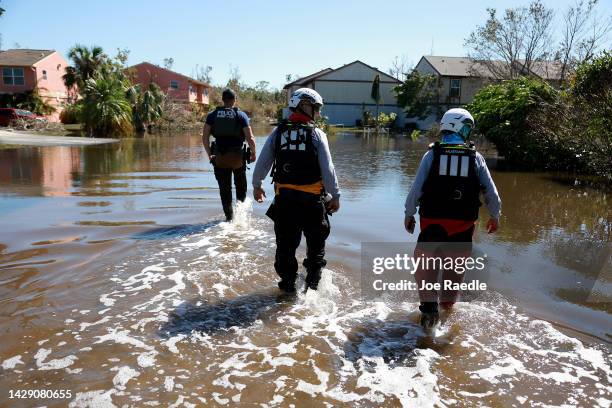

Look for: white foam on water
[164,334,185,354]
[69,390,117,408]
[355,349,441,407]
[39,355,78,370]
[94,329,154,351]
[100,294,116,307]
[137,351,157,368]
[33,348,52,366]
[2,354,23,370]
[296,363,330,396]
[469,356,526,384]
[164,376,175,392]
[212,283,229,297]
[228,198,252,231]
[79,316,112,332]
[18,199,608,408]
[112,366,140,389]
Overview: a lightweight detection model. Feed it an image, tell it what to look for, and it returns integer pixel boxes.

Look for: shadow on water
[159,291,296,337]
[131,220,222,240]
[343,313,458,367]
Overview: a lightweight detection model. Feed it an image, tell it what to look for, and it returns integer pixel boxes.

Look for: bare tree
[557,0,612,83]
[193,64,213,84]
[227,64,241,91]
[465,0,554,79]
[163,57,174,70]
[388,55,412,81]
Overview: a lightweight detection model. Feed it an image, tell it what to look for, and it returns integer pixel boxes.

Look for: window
[2,67,25,86]
[204,88,209,96]
[42,70,47,80]
[449,78,461,98]
[170,80,179,90]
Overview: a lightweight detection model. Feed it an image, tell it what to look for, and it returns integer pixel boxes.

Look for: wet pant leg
[214,166,233,220]
[302,200,330,289]
[439,226,474,305]
[414,224,448,308]
[273,197,302,286]
[233,164,247,202]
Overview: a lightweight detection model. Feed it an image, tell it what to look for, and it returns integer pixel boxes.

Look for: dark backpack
[271,120,322,185]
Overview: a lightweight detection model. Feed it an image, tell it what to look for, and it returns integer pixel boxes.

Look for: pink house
[0,49,70,121]
[128,62,209,107]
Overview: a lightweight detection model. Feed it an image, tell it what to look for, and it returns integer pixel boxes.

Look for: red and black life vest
[419,142,482,221]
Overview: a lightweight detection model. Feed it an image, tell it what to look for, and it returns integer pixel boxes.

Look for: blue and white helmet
[288,88,324,111]
[440,108,475,140]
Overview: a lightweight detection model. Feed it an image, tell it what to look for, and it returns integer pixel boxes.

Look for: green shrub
[60,103,82,124]
[467,76,558,166]
[467,55,612,182]
[0,89,55,115]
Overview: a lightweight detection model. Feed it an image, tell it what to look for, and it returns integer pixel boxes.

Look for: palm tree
[127,83,165,132]
[81,73,133,137]
[371,74,381,129]
[63,45,106,93]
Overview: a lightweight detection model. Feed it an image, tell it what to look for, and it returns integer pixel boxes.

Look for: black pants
[268,190,330,288]
[213,165,247,220]
[415,224,474,310]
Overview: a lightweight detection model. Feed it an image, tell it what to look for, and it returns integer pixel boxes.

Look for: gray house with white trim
[283,60,405,127]
[413,55,563,128]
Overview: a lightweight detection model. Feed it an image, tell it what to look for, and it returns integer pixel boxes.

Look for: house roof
[0,49,55,66]
[283,60,401,89]
[420,56,484,77]
[128,62,209,86]
[420,55,562,80]
[517,59,563,81]
[283,68,333,89]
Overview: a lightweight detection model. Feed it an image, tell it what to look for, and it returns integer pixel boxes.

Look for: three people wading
[203,91,502,327]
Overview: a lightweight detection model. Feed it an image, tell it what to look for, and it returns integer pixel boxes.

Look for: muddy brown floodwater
[0,129,610,407]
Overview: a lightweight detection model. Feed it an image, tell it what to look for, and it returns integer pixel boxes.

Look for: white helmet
[440,108,475,140]
[288,88,324,111]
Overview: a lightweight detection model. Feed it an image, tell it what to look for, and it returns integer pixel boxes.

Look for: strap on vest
[270,121,316,183]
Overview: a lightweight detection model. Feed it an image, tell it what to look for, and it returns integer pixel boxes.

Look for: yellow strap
[275,181,323,196]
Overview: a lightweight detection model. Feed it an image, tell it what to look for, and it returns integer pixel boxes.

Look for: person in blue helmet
[404,108,502,330]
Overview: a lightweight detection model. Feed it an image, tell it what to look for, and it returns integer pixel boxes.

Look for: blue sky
[1,0,610,88]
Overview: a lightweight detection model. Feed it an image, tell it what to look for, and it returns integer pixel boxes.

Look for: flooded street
[0,130,610,407]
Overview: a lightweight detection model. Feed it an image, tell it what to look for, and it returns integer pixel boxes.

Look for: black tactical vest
[419,142,482,221]
[212,107,245,151]
[272,121,322,186]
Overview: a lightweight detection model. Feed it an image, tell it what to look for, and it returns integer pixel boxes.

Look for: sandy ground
[0,130,118,146]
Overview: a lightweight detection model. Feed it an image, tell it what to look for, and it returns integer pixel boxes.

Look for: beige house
[413,55,562,128]
[283,60,404,127]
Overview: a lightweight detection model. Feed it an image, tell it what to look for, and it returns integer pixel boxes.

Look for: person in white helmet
[404,108,501,330]
[252,88,340,293]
